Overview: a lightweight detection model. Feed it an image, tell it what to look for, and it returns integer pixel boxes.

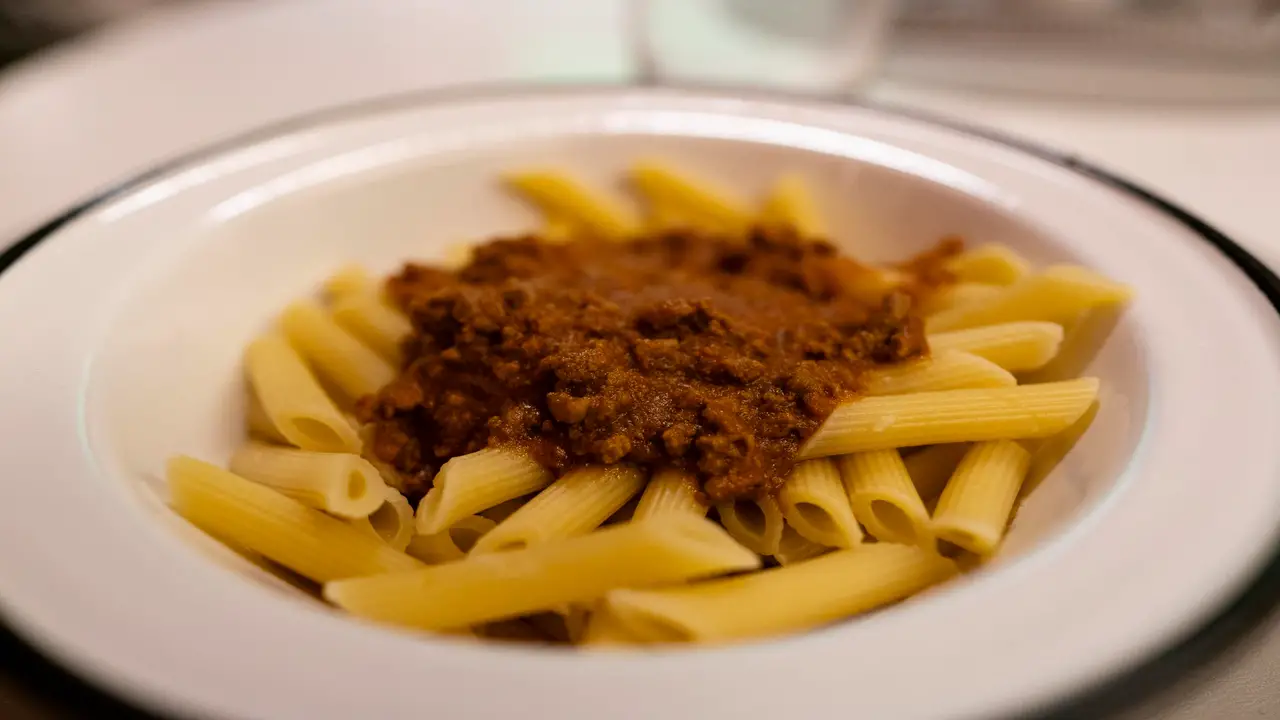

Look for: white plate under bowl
[1,87,1279,720]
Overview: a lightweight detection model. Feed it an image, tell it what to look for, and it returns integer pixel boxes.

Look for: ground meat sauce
[358,226,959,502]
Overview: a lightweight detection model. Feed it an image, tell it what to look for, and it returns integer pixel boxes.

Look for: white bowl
[1,87,1279,720]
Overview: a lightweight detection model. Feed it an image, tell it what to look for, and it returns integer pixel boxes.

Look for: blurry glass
[636,0,900,93]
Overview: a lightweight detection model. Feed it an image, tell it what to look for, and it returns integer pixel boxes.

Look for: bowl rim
[1,82,1278,720]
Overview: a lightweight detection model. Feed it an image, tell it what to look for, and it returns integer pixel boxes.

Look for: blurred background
[1,1,1279,718]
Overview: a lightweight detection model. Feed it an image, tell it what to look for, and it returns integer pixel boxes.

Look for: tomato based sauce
[358,226,957,501]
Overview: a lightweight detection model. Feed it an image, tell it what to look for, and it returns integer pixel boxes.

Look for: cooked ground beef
[357,225,957,501]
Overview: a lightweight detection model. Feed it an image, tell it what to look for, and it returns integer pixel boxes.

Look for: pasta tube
[330,292,412,365]
[862,351,1015,396]
[279,301,397,402]
[416,449,553,534]
[932,440,1031,556]
[406,514,497,563]
[944,244,1030,285]
[505,171,637,239]
[927,265,1131,332]
[839,449,931,545]
[759,174,824,236]
[601,544,957,643]
[633,469,707,523]
[471,465,647,554]
[168,456,421,582]
[244,333,360,453]
[772,524,831,565]
[630,162,751,233]
[348,486,414,551]
[800,378,1099,459]
[324,515,761,631]
[928,322,1065,372]
[777,459,862,548]
[715,494,785,556]
[228,442,386,519]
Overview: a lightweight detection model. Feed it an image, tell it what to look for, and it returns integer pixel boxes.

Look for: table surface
[2,1,1279,717]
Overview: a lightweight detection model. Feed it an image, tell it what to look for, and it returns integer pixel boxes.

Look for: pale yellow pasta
[927,265,1132,332]
[800,378,1099,459]
[471,465,647,554]
[406,515,497,563]
[838,450,931,545]
[505,171,637,239]
[279,301,397,402]
[944,244,1030,285]
[920,282,1004,316]
[601,544,957,643]
[582,605,647,646]
[479,496,530,524]
[244,334,361,453]
[323,263,374,301]
[330,293,412,365]
[542,217,575,243]
[245,390,288,445]
[902,443,970,503]
[633,469,707,523]
[324,515,761,631]
[349,486,414,551]
[631,162,751,233]
[862,350,1015,396]
[715,494,785,556]
[416,448,553,535]
[777,459,862,548]
[932,440,1031,556]
[168,456,421,582]
[929,322,1065,372]
[772,524,831,566]
[759,174,824,236]
[228,442,386,519]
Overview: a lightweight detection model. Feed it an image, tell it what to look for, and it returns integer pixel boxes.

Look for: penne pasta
[630,162,751,233]
[416,449,553,535]
[715,494,785,556]
[944,244,1030,286]
[168,456,421,582]
[838,449,931,545]
[280,301,397,403]
[471,465,647,554]
[633,469,708,523]
[505,171,637,239]
[244,333,361,453]
[406,514,497,563]
[928,322,1065,373]
[330,292,412,365]
[862,350,1016,396]
[932,440,1031,557]
[601,544,957,643]
[582,604,647,647]
[777,459,863,548]
[800,378,1099,459]
[228,442,386,519]
[759,174,824,236]
[245,389,288,445]
[926,265,1132,332]
[772,524,831,565]
[902,443,971,504]
[323,263,374,301]
[920,282,1004,316]
[349,486,415,551]
[324,515,762,631]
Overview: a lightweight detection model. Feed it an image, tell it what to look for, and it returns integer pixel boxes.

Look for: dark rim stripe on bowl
[1,83,1278,720]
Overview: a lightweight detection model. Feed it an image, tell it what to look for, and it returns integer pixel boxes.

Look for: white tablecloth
[1,1,1278,717]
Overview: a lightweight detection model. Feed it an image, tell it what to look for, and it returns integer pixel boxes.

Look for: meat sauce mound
[358,226,959,502]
